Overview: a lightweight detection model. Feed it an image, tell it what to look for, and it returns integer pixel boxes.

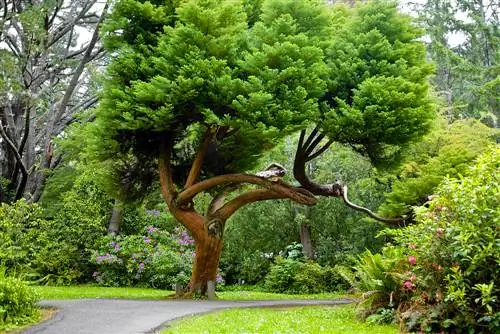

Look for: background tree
[91,0,433,297]
[417,0,498,124]
[378,118,498,219]
[0,0,109,203]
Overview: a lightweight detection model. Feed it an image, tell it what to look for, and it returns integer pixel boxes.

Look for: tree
[417,0,499,124]
[91,0,434,297]
[378,118,498,219]
[0,0,109,203]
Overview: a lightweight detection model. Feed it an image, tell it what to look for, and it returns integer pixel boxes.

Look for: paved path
[23,298,353,334]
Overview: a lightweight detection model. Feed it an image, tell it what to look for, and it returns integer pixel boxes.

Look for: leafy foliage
[379,118,498,218]
[91,0,434,188]
[0,170,111,284]
[346,147,500,332]
[0,270,39,329]
[263,253,347,294]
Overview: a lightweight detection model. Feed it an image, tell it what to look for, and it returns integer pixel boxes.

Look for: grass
[33,285,349,301]
[218,290,348,300]
[161,304,398,334]
[33,285,174,300]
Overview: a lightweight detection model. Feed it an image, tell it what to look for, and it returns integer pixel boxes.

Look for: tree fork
[294,129,406,225]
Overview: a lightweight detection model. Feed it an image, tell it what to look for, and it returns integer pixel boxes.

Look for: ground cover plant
[162,305,397,334]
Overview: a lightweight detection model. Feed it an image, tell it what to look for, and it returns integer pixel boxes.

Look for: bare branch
[53,0,109,124]
[306,139,334,162]
[184,125,217,188]
[302,127,319,152]
[0,119,28,199]
[304,132,325,157]
[177,173,316,207]
[341,186,405,225]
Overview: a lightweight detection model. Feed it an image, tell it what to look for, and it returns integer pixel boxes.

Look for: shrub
[348,147,500,332]
[264,257,347,294]
[0,270,39,328]
[0,200,46,273]
[91,227,194,288]
[292,261,326,294]
[263,257,301,293]
[238,252,273,285]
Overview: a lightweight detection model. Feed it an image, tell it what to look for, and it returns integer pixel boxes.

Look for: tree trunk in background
[299,221,315,260]
[108,199,124,236]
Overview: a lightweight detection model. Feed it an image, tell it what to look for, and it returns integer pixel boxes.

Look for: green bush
[292,262,326,294]
[264,257,301,293]
[349,147,500,332]
[0,172,110,284]
[238,252,272,285]
[264,257,347,294]
[0,200,46,273]
[0,270,39,328]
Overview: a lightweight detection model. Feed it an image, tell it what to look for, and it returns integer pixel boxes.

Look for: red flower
[408,256,417,265]
[436,228,444,237]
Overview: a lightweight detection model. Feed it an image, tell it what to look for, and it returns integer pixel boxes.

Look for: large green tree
[90,0,434,296]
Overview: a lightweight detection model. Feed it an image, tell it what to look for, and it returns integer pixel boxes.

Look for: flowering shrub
[345,147,499,332]
[91,227,194,288]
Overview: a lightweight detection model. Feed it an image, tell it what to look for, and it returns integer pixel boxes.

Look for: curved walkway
[23,298,354,334]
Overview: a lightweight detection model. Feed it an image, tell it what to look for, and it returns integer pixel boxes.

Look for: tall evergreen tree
[418,0,498,124]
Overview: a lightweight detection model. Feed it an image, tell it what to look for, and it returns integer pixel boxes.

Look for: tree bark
[108,199,124,236]
[299,222,315,260]
[190,228,224,296]
[158,134,316,298]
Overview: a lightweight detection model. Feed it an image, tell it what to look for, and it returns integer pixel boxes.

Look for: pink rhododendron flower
[403,281,414,290]
[408,256,417,265]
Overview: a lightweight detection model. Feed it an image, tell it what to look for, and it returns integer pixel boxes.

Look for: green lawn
[33,285,174,300]
[33,285,348,301]
[162,304,398,334]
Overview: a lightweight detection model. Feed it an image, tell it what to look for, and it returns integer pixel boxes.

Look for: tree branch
[304,132,325,157]
[341,185,405,225]
[0,119,28,200]
[178,173,316,207]
[293,128,405,224]
[53,0,108,125]
[306,139,334,162]
[206,183,239,215]
[215,185,316,221]
[184,125,217,189]
[158,137,176,205]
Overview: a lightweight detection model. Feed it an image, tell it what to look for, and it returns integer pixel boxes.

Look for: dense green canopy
[91,0,434,187]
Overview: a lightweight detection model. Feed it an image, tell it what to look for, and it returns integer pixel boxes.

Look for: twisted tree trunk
[158,130,316,298]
